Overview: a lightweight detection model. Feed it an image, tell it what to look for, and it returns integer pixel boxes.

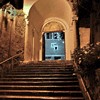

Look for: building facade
[24,0,78,62]
[0,0,99,62]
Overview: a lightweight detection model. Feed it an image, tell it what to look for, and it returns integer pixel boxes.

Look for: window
[46,33,52,39]
[54,57,61,60]
[53,33,58,39]
[45,57,51,60]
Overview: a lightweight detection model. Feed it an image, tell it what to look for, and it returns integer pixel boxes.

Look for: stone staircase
[0,61,85,100]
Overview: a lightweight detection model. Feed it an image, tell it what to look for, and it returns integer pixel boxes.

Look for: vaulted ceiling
[28,0,73,33]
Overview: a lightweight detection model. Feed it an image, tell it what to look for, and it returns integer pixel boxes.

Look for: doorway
[43,31,65,60]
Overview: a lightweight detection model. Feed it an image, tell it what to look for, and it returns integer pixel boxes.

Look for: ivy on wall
[0,3,25,61]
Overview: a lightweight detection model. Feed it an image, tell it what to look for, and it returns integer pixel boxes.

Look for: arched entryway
[41,20,66,61]
[24,0,78,62]
[43,31,65,60]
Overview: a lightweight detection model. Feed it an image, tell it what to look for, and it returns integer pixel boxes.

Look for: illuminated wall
[23,0,78,62]
[24,0,37,15]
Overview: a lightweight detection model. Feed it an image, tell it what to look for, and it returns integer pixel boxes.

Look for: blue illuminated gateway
[43,31,65,60]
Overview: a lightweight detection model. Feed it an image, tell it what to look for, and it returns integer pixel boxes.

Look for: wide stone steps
[0,61,85,100]
[5,74,75,78]
[0,96,84,100]
[0,90,83,97]
[13,67,73,72]
[8,72,73,75]
[0,81,79,86]
[0,85,80,90]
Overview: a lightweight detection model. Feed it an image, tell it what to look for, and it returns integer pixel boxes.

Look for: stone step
[0,61,85,99]
[0,95,84,100]
[12,68,74,72]
[0,77,77,81]
[5,74,76,78]
[0,85,81,91]
[14,66,73,71]
[0,90,83,97]
[0,80,79,85]
[9,72,73,75]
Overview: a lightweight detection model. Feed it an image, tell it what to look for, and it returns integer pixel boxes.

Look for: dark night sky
[0,0,23,9]
[78,0,92,18]
[0,0,99,19]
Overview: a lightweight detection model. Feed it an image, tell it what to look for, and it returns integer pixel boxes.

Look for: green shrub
[72,42,100,71]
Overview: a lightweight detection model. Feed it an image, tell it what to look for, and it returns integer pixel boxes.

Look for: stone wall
[0,12,25,62]
[11,16,25,55]
[79,27,90,48]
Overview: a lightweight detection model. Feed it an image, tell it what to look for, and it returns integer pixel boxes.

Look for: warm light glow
[23,0,38,15]
[24,0,75,61]
[0,9,2,23]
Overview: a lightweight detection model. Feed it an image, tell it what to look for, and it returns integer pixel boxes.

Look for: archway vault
[28,0,73,33]
[41,18,66,60]
[24,0,77,62]
[42,21,64,32]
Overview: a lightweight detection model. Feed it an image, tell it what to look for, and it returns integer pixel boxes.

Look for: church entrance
[43,31,65,60]
[24,0,77,62]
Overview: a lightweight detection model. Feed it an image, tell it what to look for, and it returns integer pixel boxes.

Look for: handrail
[0,51,24,77]
[73,60,92,100]
[0,51,24,65]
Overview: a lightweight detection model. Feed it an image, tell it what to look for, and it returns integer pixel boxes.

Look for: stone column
[34,29,39,61]
[39,33,43,61]
[0,9,4,34]
[32,29,34,61]
[72,15,78,49]
[24,18,34,62]
[24,17,29,62]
